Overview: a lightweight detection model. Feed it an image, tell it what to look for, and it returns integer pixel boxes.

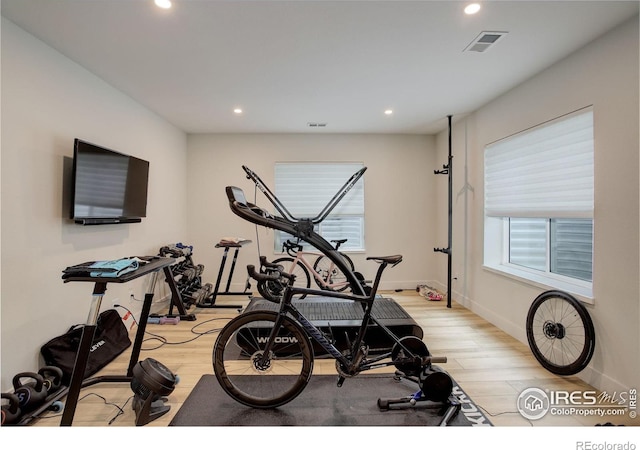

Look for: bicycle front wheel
[313,253,355,292]
[272,257,311,299]
[213,311,314,408]
[526,290,595,375]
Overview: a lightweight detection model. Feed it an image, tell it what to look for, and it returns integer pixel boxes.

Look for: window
[483,108,594,298]
[274,162,365,252]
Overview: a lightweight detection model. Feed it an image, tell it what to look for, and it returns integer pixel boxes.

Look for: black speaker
[130,358,177,426]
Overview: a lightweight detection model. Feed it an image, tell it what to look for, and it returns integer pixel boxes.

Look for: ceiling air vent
[464,31,508,53]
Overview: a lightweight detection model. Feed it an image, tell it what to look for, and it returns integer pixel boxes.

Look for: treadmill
[225,166,423,352]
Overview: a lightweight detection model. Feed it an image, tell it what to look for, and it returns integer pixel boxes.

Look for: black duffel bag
[40,309,131,385]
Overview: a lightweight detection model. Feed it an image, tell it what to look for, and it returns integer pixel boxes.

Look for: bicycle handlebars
[247,263,295,283]
[259,255,284,271]
[282,239,303,256]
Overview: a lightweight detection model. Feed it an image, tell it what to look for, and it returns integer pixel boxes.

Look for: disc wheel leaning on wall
[526,290,595,376]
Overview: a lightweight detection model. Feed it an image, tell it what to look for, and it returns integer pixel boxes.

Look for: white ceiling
[2,0,638,135]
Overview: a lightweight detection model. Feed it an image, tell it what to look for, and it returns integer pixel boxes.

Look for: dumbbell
[175,243,193,255]
[192,283,213,303]
[38,366,64,394]
[1,393,22,425]
[182,267,197,281]
[12,372,47,413]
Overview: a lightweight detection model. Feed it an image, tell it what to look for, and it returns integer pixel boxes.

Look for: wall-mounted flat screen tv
[70,138,149,225]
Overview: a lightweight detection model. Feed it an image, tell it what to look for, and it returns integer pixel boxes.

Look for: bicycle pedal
[337,376,345,387]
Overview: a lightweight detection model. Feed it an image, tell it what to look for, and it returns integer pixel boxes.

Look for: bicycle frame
[257,264,419,378]
[283,247,350,291]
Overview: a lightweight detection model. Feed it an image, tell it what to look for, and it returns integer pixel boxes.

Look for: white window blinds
[274,162,365,251]
[484,108,594,219]
[274,162,365,217]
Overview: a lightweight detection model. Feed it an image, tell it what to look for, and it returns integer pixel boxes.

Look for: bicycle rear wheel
[313,253,355,292]
[213,311,314,408]
[526,290,595,375]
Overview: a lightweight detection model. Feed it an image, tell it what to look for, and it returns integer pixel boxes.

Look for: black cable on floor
[140,317,232,351]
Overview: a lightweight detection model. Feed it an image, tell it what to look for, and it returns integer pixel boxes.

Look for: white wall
[1,19,188,392]
[437,17,639,393]
[186,133,437,292]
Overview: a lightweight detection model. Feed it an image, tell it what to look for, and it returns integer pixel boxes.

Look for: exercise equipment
[244,296,423,355]
[227,166,419,342]
[218,167,460,424]
[59,256,177,426]
[147,315,180,325]
[38,366,64,394]
[434,115,453,308]
[261,239,357,302]
[376,361,460,426]
[13,372,47,413]
[158,243,199,320]
[232,165,368,296]
[160,241,248,312]
[198,238,252,309]
[5,366,66,426]
[378,342,462,426]
[216,258,458,425]
[130,358,178,426]
[1,393,22,425]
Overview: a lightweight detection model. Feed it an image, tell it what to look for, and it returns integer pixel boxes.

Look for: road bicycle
[526,290,595,375]
[217,170,459,422]
[258,238,355,301]
[212,255,455,414]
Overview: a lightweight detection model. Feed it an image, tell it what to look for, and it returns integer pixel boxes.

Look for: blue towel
[89,258,139,278]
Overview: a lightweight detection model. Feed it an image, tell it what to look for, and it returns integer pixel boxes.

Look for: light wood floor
[28,290,637,428]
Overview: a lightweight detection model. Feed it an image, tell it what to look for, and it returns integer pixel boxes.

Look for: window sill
[482,263,594,305]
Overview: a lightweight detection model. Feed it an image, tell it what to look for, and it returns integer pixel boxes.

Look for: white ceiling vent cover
[464,31,508,53]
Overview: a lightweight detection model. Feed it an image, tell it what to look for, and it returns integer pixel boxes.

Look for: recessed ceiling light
[464,3,481,15]
[155,0,172,10]
[233,108,243,114]
[384,109,393,115]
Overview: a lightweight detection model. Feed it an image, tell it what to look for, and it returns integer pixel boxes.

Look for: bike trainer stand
[377,370,461,426]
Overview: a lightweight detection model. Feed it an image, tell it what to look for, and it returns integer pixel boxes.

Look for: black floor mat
[169,374,492,426]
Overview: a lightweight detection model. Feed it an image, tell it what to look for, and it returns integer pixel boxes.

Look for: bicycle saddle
[366,255,403,266]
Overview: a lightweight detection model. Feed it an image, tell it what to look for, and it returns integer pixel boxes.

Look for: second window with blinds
[483,107,594,299]
[274,162,365,252]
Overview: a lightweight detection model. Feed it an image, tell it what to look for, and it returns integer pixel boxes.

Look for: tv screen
[70,139,149,225]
